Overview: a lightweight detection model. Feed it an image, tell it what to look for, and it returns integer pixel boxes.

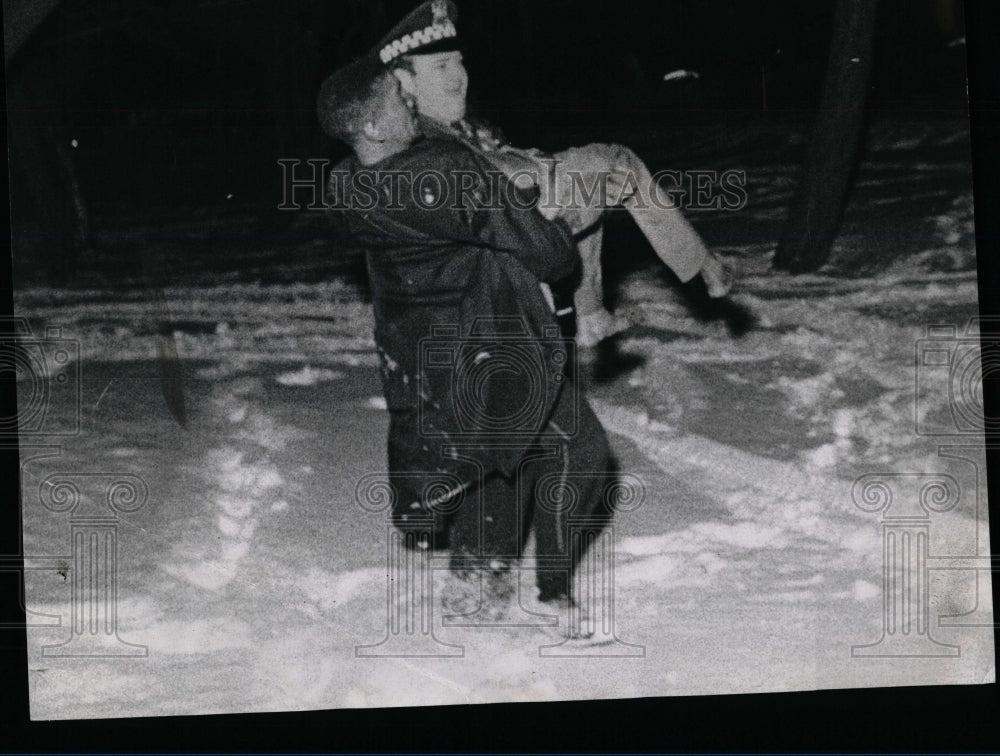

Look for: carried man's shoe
[700,252,735,298]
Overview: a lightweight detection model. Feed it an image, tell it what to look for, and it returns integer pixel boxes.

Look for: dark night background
[5,0,971,284]
[4,0,1000,751]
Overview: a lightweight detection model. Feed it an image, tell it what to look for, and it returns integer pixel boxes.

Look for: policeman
[374,1,734,347]
[318,57,614,631]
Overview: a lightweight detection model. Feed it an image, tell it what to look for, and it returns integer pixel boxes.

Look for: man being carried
[375,0,734,347]
[317,56,614,634]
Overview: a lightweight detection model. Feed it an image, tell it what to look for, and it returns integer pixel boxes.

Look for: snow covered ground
[15,117,994,718]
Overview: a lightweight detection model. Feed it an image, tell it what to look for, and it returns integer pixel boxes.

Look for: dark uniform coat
[332,137,580,512]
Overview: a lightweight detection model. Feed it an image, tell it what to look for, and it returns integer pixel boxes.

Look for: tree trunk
[773,0,880,273]
[52,125,94,257]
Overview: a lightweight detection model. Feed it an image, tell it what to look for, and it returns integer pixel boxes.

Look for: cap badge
[431,0,448,24]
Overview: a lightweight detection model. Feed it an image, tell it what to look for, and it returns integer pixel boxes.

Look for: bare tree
[772,0,880,273]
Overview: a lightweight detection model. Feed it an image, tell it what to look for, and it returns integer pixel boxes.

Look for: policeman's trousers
[448,383,614,600]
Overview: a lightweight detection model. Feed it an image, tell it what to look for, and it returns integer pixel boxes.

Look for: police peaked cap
[376,0,460,65]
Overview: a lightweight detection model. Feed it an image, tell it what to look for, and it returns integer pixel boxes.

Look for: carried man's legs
[541,143,733,344]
